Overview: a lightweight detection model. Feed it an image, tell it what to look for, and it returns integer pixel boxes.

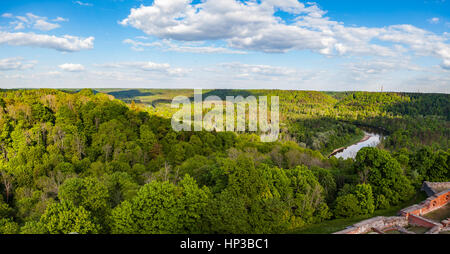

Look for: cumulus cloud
[58,63,85,72]
[120,0,450,68]
[0,31,94,52]
[0,57,37,71]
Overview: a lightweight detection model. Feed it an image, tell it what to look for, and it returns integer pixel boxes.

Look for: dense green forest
[0,88,448,234]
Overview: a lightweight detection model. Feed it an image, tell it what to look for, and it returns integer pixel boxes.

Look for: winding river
[332,132,383,159]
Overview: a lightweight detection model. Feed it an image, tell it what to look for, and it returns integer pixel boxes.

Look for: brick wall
[400,189,450,217]
[334,216,408,234]
[408,214,441,228]
[335,183,450,234]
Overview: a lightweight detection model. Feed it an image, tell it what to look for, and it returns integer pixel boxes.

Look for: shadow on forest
[384,93,450,121]
[151,99,173,107]
[189,89,262,101]
[105,89,155,100]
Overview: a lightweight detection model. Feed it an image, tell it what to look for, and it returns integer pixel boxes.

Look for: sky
[0,0,449,93]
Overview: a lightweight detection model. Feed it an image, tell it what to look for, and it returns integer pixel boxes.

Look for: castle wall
[400,189,450,217]
[408,214,441,228]
[335,182,450,234]
[334,216,408,234]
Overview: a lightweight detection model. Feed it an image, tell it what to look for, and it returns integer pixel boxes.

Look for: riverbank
[327,133,371,158]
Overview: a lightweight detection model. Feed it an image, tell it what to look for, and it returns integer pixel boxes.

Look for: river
[333,132,382,159]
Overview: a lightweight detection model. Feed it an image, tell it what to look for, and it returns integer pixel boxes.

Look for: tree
[334,194,361,218]
[286,166,331,224]
[355,147,414,208]
[40,200,99,234]
[58,177,110,231]
[0,218,20,234]
[20,221,47,234]
[0,196,13,218]
[139,124,157,163]
[354,184,375,215]
[102,172,139,208]
[111,176,210,234]
[0,169,14,203]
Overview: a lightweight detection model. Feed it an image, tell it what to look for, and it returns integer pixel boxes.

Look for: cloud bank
[0,57,36,71]
[120,0,450,69]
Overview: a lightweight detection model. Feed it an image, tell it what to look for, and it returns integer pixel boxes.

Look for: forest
[0,88,448,234]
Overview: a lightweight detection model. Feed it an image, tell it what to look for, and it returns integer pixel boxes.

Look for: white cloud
[11,21,25,30]
[122,38,157,51]
[120,0,450,69]
[344,58,424,82]
[428,17,440,24]
[33,19,60,31]
[0,57,36,71]
[120,0,318,43]
[53,17,69,22]
[59,63,85,72]
[218,62,299,77]
[96,61,189,76]
[3,12,62,31]
[442,59,450,70]
[0,31,94,52]
[2,13,13,18]
[74,1,93,6]
[201,62,322,85]
[2,60,447,93]
[123,38,247,54]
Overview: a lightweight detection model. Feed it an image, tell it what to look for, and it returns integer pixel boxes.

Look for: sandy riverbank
[328,133,371,158]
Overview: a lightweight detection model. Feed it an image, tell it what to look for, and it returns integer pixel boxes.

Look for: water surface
[334,132,382,159]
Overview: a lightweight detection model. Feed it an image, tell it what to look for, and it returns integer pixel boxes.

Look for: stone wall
[408,214,441,228]
[334,216,408,234]
[422,181,450,196]
[335,182,450,234]
[400,189,450,217]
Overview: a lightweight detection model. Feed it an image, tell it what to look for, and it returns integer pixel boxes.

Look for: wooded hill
[0,88,447,234]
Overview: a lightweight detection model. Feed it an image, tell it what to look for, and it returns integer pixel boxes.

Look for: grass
[384,230,402,234]
[292,191,428,234]
[423,204,450,222]
[405,226,429,234]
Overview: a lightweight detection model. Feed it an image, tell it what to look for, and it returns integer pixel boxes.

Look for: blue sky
[0,0,449,93]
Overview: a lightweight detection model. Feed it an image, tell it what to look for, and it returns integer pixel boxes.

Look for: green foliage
[354,184,375,215]
[111,176,210,234]
[205,157,331,233]
[0,218,20,234]
[0,89,447,234]
[409,147,449,183]
[0,196,13,218]
[355,147,414,208]
[58,177,110,230]
[334,194,362,218]
[20,221,47,234]
[40,200,99,234]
